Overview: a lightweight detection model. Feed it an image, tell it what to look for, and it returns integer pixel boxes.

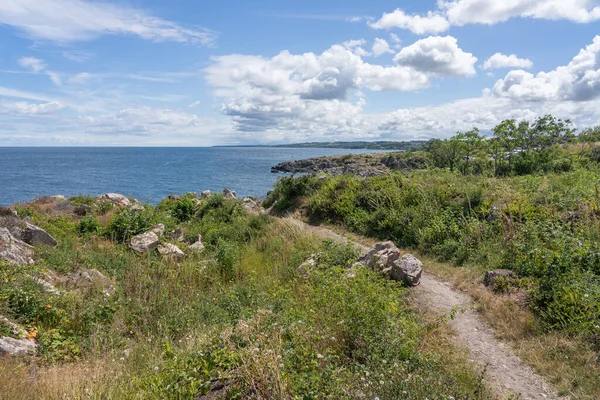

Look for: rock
[33,276,61,295]
[201,190,211,198]
[170,228,184,242]
[96,193,131,207]
[68,268,116,297]
[484,269,517,287]
[0,316,28,338]
[390,254,423,287]
[157,243,185,260]
[297,255,318,277]
[223,188,237,199]
[130,231,159,253]
[357,241,422,286]
[242,197,259,211]
[0,228,34,265]
[21,222,58,248]
[152,223,165,237]
[0,337,37,355]
[189,235,205,253]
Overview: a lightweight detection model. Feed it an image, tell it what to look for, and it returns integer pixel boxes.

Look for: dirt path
[285,218,559,400]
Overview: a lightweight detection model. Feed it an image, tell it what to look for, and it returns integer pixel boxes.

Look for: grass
[0,195,492,399]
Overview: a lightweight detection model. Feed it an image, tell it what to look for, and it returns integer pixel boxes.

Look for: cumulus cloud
[394,36,478,76]
[0,0,216,45]
[483,53,533,70]
[369,9,450,34]
[493,36,600,101]
[372,38,393,56]
[439,0,600,25]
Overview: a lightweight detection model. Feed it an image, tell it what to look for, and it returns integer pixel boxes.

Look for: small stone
[201,190,211,198]
[152,223,165,237]
[223,188,237,199]
[158,243,185,260]
[189,235,205,253]
[170,228,184,242]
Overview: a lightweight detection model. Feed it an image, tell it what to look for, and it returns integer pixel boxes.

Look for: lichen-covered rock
[0,337,37,355]
[158,243,185,260]
[68,268,116,297]
[21,222,58,248]
[484,269,517,287]
[390,254,423,287]
[96,193,131,207]
[189,235,205,253]
[357,241,423,286]
[130,231,159,253]
[152,223,165,237]
[0,228,34,265]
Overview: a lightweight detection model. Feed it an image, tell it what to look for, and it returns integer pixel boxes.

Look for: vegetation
[0,195,490,399]
[265,116,600,397]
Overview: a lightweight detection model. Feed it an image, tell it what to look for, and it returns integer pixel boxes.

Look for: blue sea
[0,147,384,206]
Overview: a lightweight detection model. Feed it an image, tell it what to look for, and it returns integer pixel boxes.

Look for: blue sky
[1,0,600,146]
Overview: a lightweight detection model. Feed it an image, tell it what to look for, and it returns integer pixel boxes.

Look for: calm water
[0,147,384,206]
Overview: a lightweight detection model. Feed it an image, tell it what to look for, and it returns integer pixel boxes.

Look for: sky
[1,0,600,146]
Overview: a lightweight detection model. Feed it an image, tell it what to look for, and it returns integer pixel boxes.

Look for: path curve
[284,218,559,400]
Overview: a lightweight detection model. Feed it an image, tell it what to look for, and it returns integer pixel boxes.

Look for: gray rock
[297,255,318,277]
[0,337,37,355]
[96,193,131,207]
[484,269,516,287]
[158,243,185,260]
[152,223,165,237]
[358,242,422,286]
[21,222,58,248]
[390,254,423,286]
[201,190,211,198]
[33,276,61,295]
[223,188,237,199]
[0,316,28,338]
[189,235,205,253]
[242,197,259,211]
[170,228,184,242]
[0,228,34,265]
[68,268,116,297]
[130,231,159,253]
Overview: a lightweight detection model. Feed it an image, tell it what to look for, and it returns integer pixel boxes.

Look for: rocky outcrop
[0,228,34,265]
[201,190,211,198]
[21,222,58,248]
[96,193,131,207]
[357,241,423,286]
[68,268,116,297]
[223,189,237,199]
[0,337,37,355]
[130,231,159,253]
[484,269,517,287]
[158,243,185,260]
[189,235,205,253]
[242,197,259,211]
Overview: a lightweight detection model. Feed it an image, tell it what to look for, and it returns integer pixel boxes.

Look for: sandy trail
[285,217,559,400]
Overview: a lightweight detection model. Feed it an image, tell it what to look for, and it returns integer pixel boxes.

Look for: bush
[77,216,100,236]
[106,208,152,242]
[172,197,196,222]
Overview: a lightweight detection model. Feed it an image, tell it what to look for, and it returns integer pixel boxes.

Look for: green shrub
[69,194,95,206]
[106,208,152,242]
[77,216,100,236]
[172,197,196,222]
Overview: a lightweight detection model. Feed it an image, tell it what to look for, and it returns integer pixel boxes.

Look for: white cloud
[394,36,478,76]
[0,101,65,115]
[369,9,450,34]
[0,0,216,45]
[439,0,600,25]
[18,57,46,73]
[493,35,600,101]
[483,53,533,70]
[372,38,393,56]
[0,86,57,102]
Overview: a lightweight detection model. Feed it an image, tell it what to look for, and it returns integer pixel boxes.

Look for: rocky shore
[271,152,430,176]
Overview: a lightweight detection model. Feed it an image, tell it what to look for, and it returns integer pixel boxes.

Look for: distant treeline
[277,140,427,150]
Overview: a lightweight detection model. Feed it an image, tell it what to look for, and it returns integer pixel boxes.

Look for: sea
[0,147,385,206]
